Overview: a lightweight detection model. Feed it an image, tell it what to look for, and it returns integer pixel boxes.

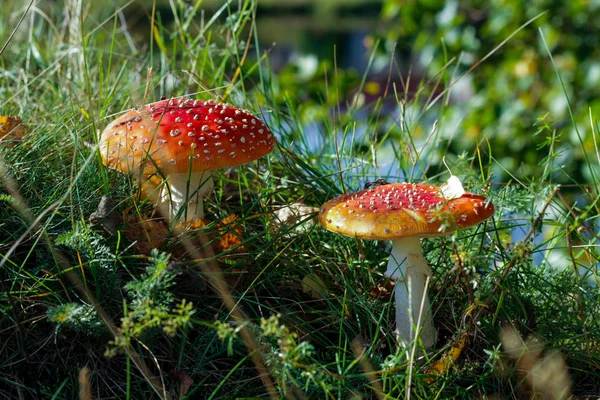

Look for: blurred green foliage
[381,0,600,186]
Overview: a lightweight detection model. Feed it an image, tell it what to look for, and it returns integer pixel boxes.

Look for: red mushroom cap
[319,183,494,240]
[99,98,275,175]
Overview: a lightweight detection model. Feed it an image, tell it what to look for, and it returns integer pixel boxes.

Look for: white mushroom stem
[385,236,436,349]
[159,171,214,223]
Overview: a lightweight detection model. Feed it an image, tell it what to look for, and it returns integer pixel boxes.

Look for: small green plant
[124,249,176,309]
[215,313,332,396]
[56,221,116,272]
[47,303,103,335]
[105,298,194,357]
[105,250,195,357]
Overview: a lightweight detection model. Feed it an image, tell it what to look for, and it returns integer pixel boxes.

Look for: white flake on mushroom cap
[438,175,465,201]
[438,157,465,201]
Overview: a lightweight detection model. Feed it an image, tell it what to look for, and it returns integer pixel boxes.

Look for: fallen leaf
[302,274,327,300]
[216,214,245,253]
[424,332,469,383]
[272,202,319,235]
[178,216,209,230]
[168,369,194,398]
[0,115,26,146]
[123,211,170,254]
[368,279,394,301]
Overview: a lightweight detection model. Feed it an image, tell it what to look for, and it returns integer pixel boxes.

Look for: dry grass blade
[351,337,385,400]
[0,0,35,57]
[78,366,92,400]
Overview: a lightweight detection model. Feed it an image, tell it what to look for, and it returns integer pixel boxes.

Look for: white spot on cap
[170,130,180,137]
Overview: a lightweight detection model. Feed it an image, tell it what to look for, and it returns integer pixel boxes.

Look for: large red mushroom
[319,178,494,349]
[99,98,275,225]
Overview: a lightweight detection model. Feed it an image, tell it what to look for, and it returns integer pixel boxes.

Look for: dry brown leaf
[0,115,26,146]
[168,369,194,398]
[424,332,469,383]
[301,274,327,300]
[178,216,208,230]
[216,214,245,253]
[123,211,170,254]
[368,279,394,301]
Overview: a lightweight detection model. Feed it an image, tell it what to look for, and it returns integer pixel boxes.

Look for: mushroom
[99,98,275,225]
[318,178,494,349]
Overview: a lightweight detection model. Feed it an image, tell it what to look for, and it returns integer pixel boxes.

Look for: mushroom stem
[385,237,436,349]
[160,171,214,223]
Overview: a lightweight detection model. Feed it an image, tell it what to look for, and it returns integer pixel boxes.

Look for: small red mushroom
[319,178,494,349]
[99,98,275,224]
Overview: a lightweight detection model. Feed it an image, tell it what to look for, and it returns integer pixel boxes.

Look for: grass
[1,0,599,398]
